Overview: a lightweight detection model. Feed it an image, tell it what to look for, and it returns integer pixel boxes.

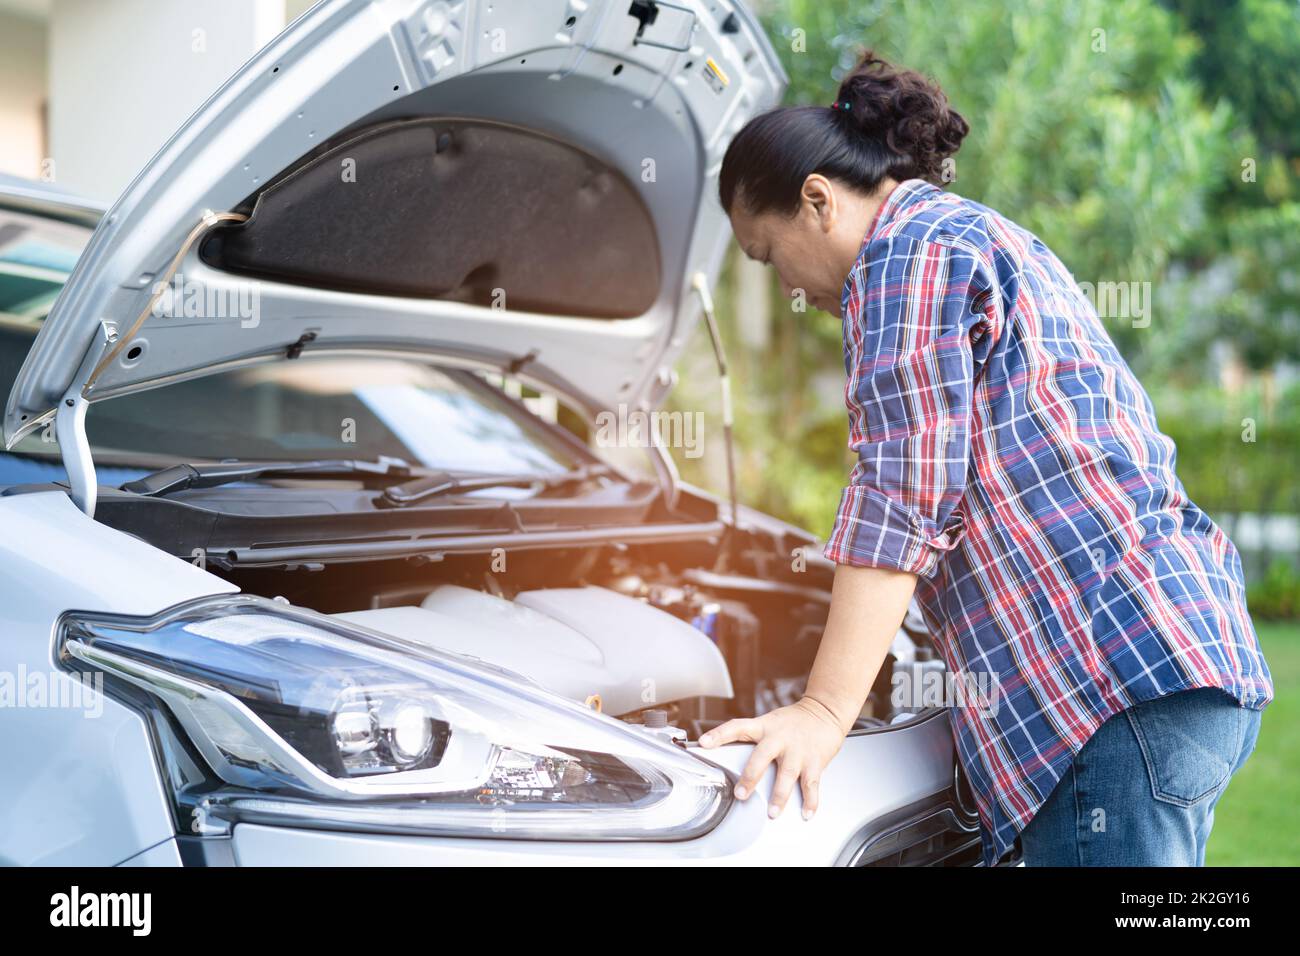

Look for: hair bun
[834,50,969,181]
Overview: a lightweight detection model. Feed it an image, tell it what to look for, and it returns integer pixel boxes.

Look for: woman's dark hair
[719,50,969,216]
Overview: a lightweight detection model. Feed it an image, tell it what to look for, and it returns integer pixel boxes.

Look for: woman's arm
[805,563,919,731]
[698,563,918,819]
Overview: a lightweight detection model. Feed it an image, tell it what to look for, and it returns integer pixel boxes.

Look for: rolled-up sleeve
[823,232,998,578]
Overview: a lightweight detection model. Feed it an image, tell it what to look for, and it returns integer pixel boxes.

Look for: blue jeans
[1018,686,1262,866]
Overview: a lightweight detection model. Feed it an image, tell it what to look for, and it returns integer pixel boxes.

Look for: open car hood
[4,0,785,447]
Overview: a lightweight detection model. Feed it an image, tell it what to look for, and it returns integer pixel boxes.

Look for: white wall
[286,0,319,22]
[0,11,48,180]
[47,0,288,201]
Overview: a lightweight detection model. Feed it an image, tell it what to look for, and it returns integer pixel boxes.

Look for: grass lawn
[1205,620,1300,866]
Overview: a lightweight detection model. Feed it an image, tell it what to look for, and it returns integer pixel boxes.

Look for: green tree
[672,0,1254,536]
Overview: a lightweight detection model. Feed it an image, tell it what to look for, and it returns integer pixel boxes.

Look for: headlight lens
[58,595,731,840]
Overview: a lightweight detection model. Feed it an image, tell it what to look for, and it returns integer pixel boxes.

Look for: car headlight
[57,595,732,840]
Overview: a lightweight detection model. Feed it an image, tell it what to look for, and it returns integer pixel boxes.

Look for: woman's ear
[799,174,838,232]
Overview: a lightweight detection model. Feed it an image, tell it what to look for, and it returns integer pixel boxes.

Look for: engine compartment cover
[333,584,733,716]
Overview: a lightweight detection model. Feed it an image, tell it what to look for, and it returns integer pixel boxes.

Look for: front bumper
[132,710,991,866]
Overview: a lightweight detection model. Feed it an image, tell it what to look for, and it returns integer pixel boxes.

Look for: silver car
[0,0,1011,866]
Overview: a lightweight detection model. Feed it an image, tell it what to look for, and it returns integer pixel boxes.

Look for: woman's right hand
[698,564,918,823]
[698,695,849,821]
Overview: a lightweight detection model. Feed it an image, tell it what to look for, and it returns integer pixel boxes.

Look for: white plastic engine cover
[332,585,734,716]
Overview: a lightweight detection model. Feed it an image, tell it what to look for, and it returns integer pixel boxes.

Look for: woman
[697,51,1274,866]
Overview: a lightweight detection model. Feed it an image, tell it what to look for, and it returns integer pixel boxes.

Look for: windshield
[0,206,582,488]
[0,336,581,488]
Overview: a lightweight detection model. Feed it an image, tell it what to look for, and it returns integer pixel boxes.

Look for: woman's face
[727,175,890,318]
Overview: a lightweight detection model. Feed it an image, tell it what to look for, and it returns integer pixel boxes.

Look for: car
[0,0,1014,867]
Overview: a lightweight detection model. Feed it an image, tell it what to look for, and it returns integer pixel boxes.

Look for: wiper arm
[120,456,430,497]
[380,463,613,508]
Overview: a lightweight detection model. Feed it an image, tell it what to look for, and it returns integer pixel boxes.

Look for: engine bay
[207,529,940,741]
[41,463,947,741]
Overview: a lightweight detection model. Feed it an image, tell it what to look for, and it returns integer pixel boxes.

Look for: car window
[94,358,580,471]
[0,333,580,486]
[0,208,83,320]
[0,235,581,485]
[0,203,583,488]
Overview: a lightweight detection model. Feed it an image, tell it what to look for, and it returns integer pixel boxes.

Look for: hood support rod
[58,320,116,518]
[57,209,247,518]
[692,272,738,569]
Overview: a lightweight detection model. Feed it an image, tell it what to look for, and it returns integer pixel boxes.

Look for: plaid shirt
[823,178,1274,866]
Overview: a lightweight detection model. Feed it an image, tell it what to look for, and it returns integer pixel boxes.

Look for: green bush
[1160,411,1300,516]
[1248,560,1300,621]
